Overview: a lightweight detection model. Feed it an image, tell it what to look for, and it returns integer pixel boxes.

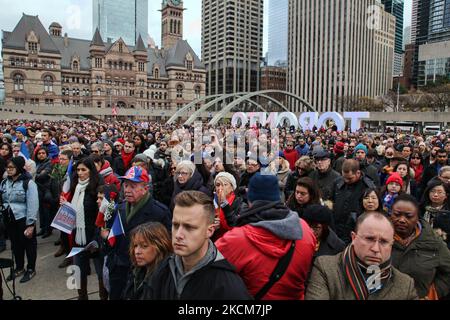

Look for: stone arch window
[170,20,174,33]
[72,60,79,72]
[119,61,123,70]
[194,85,201,99]
[177,21,181,35]
[44,75,53,92]
[119,42,123,53]
[154,68,159,79]
[176,84,183,99]
[140,91,144,98]
[13,74,24,91]
[97,88,102,96]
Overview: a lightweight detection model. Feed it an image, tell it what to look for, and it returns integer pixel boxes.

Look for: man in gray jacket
[306,212,418,300]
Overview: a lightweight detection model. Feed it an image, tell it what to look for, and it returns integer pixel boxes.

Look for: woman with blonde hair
[123,222,172,300]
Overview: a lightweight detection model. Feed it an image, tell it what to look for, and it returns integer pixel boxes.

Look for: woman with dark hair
[285,156,315,200]
[133,134,147,154]
[123,222,173,300]
[410,152,424,185]
[420,180,450,250]
[395,161,418,199]
[391,194,450,300]
[0,143,13,180]
[0,157,39,283]
[34,147,54,238]
[60,157,103,300]
[286,177,322,218]
[361,188,384,215]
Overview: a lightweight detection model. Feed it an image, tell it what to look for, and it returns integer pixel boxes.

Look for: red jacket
[99,161,121,200]
[215,215,316,300]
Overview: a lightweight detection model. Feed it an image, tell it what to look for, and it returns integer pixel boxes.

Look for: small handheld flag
[108,211,125,247]
[62,159,73,195]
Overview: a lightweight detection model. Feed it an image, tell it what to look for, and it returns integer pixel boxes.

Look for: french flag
[108,212,125,247]
[19,142,30,160]
[62,159,73,196]
[95,197,110,228]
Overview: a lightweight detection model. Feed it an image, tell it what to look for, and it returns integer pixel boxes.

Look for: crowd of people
[0,118,449,300]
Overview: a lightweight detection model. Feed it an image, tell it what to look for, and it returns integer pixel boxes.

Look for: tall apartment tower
[288,0,396,112]
[161,0,185,49]
[202,0,264,95]
[93,0,148,46]
[381,0,405,77]
[267,0,288,66]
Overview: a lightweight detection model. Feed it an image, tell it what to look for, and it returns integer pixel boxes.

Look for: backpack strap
[254,240,296,300]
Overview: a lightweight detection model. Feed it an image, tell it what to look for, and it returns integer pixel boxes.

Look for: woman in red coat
[409,152,424,185]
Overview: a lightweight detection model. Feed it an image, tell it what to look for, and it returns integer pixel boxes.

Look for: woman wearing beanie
[0,157,39,283]
[212,172,242,241]
[59,157,102,300]
[382,172,404,215]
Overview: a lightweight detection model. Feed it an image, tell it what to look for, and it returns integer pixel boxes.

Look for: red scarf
[121,150,135,171]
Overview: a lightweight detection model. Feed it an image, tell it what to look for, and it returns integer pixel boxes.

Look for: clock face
[171,0,181,6]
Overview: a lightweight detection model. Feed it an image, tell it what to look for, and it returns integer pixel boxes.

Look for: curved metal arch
[167,94,222,125]
[184,93,291,126]
[208,90,317,126]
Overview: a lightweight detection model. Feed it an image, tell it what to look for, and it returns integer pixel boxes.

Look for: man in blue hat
[354,144,380,187]
[103,166,171,300]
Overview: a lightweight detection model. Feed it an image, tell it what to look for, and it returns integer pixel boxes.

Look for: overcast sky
[0,0,413,57]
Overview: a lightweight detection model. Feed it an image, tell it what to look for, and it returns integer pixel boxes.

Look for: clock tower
[161,0,184,49]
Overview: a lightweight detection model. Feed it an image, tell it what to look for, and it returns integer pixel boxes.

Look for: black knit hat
[9,157,26,175]
[302,204,333,226]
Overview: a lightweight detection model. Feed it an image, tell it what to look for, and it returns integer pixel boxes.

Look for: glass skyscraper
[267,0,288,66]
[382,0,405,76]
[428,0,450,41]
[93,0,148,46]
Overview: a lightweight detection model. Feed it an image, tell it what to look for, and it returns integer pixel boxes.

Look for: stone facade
[2,2,205,120]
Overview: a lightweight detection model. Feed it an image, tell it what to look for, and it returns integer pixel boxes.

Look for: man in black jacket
[309,150,341,201]
[144,191,251,300]
[420,149,449,197]
[104,166,171,300]
[331,160,376,244]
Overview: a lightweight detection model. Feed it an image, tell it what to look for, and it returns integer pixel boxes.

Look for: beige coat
[305,252,418,300]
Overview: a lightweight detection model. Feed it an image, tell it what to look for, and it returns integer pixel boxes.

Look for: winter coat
[315,229,346,258]
[144,246,252,300]
[308,168,341,201]
[215,201,317,300]
[170,170,212,211]
[35,158,54,206]
[391,220,450,299]
[98,161,121,200]
[296,144,310,156]
[122,267,154,300]
[411,164,424,185]
[359,160,381,187]
[0,173,39,226]
[105,196,171,272]
[331,175,376,244]
[305,252,418,300]
[70,187,100,246]
[420,163,442,197]
[212,194,243,241]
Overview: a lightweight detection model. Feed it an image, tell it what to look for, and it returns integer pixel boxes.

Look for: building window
[95,58,102,68]
[44,76,53,92]
[140,91,144,98]
[186,60,193,70]
[13,74,24,91]
[119,42,123,53]
[72,61,79,71]
[139,62,145,72]
[28,42,38,53]
[176,85,183,98]
[97,88,102,96]
[195,86,201,99]
[154,68,159,79]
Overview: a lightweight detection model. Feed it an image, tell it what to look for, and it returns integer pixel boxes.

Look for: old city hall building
[1,1,205,120]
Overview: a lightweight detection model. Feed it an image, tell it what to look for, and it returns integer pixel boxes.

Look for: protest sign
[51,203,77,234]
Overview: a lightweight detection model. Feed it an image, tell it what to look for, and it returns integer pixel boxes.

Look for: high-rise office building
[93,0,148,46]
[288,0,396,112]
[404,26,412,48]
[202,0,264,95]
[412,0,450,86]
[382,0,405,77]
[267,0,288,66]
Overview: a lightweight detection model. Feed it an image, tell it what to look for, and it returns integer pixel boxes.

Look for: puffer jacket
[216,201,316,300]
[170,169,212,211]
[0,173,39,226]
[308,167,341,201]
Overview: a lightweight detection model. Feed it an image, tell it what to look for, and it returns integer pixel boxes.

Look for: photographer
[0,157,39,284]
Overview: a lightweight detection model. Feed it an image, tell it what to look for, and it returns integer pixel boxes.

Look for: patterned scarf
[394,223,422,247]
[342,245,393,300]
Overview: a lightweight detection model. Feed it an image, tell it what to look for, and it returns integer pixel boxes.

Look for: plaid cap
[119,166,150,183]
